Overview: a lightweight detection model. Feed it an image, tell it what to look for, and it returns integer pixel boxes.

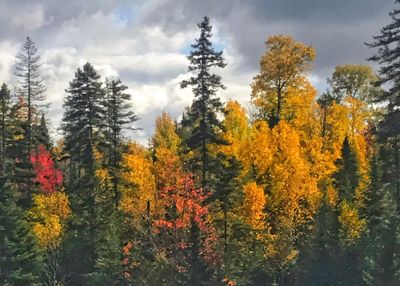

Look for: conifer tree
[34,113,51,150]
[0,176,41,285]
[365,5,400,282]
[61,63,106,284]
[15,37,46,149]
[334,137,360,201]
[180,16,226,192]
[102,78,137,207]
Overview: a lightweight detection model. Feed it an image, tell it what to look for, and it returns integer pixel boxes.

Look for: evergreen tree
[180,16,226,192]
[364,4,400,282]
[61,63,105,284]
[0,84,11,175]
[102,78,138,207]
[186,215,215,286]
[8,96,35,207]
[34,113,52,150]
[87,211,125,286]
[333,137,360,201]
[15,36,46,149]
[0,176,41,285]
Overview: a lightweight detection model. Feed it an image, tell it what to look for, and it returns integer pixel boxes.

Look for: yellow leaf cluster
[241,182,266,231]
[338,200,366,245]
[30,192,71,249]
[120,142,156,221]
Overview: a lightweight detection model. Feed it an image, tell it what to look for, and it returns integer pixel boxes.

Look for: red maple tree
[30,145,63,194]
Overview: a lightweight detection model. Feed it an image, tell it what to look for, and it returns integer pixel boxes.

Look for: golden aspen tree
[120,142,156,222]
[219,100,253,175]
[251,35,315,127]
[265,121,321,270]
[241,182,267,231]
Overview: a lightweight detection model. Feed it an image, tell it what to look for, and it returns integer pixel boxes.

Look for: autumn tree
[29,145,70,285]
[180,16,226,192]
[251,35,315,127]
[328,64,379,102]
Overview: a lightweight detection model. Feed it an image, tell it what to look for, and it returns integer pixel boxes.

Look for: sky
[0,0,396,144]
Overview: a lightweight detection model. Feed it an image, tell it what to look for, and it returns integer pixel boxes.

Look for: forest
[0,2,400,286]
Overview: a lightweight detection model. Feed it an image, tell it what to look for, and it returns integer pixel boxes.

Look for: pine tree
[0,84,11,175]
[180,16,226,192]
[0,176,41,285]
[15,37,46,150]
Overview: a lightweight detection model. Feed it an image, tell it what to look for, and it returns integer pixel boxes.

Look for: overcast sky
[0,0,396,144]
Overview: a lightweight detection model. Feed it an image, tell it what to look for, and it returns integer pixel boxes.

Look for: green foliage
[180,16,226,191]
[0,177,41,285]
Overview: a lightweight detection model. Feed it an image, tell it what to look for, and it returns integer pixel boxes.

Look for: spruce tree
[34,113,51,150]
[61,63,105,284]
[102,78,138,207]
[363,3,400,281]
[180,16,226,192]
[333,137,360,201]
[0,176,41,285]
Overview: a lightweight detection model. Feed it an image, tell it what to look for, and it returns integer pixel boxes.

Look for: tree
[15,37,46,149]
[0,176,41,285]
[251,35,315,127]
[30,145,63,195]
[62,62,104,174]
[180,16,226,192]
[102,78,138,207]
[367,8,400,282]
[0,83,11,175]
[120,142,156,224]
[334,137,360,202]
[34,114,52,150]
[328,64,379,102]
[29,145,70,286]
[367,0,400,97]
[61,63,106,284]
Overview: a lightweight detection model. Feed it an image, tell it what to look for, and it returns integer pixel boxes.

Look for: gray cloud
[0,0,396,143]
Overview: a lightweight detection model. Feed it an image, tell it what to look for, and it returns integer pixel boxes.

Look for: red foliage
[30,145,63,194]
[154,175,208,233]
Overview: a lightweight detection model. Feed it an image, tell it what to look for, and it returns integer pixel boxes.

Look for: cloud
[0,0,396,144]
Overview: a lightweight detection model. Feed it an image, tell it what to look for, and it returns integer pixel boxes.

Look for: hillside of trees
[0,5,400,286]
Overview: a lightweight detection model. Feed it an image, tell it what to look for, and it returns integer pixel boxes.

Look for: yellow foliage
[338,200,366,245]
[325,184,339,207]
[30,192,71,249]
[248,121,273,179]
[151,112,181,154]
[219,100,253,174]
[120,142,156,221]
[251,35,315,122]
[241,182,266,231]
[268,121,321,227]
